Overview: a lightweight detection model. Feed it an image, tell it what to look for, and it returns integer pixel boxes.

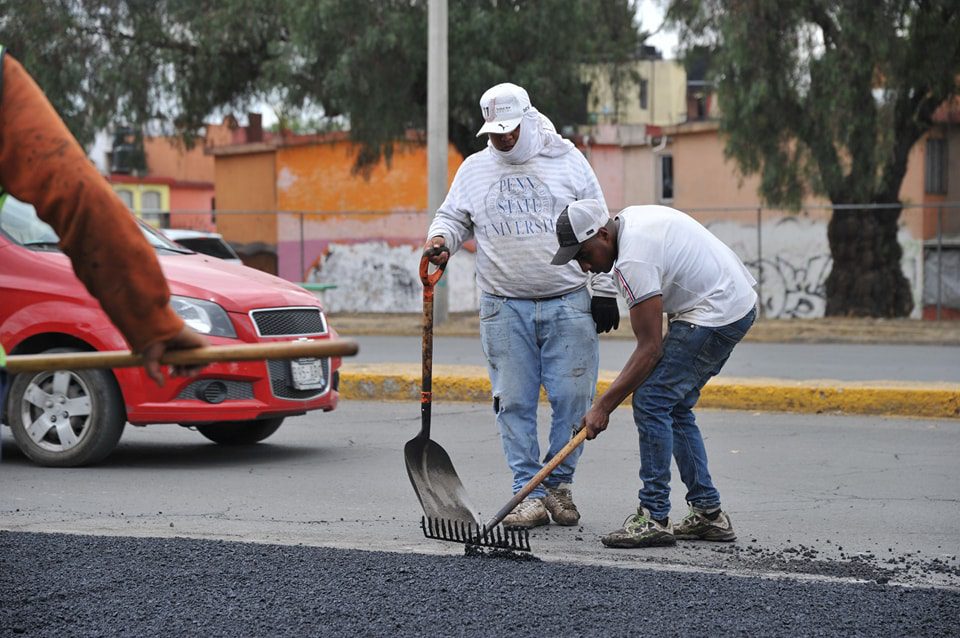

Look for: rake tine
[420,516,533,552]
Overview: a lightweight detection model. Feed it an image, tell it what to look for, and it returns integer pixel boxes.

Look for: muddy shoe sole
[674,529,737,542]
[601,532,677,548]
[502,517,549,531]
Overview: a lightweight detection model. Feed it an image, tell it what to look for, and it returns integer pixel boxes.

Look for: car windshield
[0,192,190,254]
[173,237,238,260]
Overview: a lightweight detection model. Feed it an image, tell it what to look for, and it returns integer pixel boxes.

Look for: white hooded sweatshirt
[428,108,617,299]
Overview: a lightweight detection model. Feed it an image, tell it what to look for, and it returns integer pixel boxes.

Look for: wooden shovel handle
[483,426,589,532]
[3,339,359,373]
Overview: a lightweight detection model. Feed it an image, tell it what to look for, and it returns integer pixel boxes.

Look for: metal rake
[421,516,531,552]
[419,426,589,553]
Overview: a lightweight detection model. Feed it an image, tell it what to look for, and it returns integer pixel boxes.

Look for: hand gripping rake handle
[418,249,448,439]
[482,426,589,534]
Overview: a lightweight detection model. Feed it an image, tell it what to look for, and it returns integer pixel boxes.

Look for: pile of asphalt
[530,525,960,587]
[2,531,957,637]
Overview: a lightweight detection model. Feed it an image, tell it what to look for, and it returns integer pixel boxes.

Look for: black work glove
[591,296,620,333]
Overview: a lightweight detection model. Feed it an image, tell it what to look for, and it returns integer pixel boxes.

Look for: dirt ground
[328,312,960,345]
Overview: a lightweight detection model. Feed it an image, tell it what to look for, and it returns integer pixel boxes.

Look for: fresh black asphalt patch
[2,531,957,637]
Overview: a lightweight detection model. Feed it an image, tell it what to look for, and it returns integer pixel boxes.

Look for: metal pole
[936,206,943,322]
[756,206,763,319]
[299,212,305,282]
[427,0,449,323]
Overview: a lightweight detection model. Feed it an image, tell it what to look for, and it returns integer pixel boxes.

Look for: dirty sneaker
[601,507,675,548]
[502,498,550,530]
[542,484,580,526]
[673,504,737,542]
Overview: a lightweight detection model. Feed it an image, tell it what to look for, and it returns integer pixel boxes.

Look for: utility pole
[427,0,449,322]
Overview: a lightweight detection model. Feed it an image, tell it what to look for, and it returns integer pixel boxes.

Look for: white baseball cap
[551,199,610,265]
[476,83,531,137]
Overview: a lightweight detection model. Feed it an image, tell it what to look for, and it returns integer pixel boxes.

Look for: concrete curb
[340,364,960,419]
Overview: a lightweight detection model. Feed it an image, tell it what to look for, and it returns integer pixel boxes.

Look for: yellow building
[585,56,687,127]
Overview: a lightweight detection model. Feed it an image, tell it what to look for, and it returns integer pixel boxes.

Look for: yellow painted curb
[339,364,960,419]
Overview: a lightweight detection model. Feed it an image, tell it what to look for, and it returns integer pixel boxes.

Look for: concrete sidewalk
[331,314,960,419]
[328,312,960,344]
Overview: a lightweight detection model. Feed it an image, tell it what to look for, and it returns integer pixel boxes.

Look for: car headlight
[170,296,236,338]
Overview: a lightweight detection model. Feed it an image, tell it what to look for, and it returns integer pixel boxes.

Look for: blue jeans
[479,288,599,498]
[633,308,756,520]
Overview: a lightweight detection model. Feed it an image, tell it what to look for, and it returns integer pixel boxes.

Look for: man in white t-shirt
[551,199,758,548]
[423,83,620,530]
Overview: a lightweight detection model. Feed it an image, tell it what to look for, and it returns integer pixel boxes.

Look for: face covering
[489,107,574,164]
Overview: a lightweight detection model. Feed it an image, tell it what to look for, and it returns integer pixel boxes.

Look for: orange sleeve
[0,53,183,352]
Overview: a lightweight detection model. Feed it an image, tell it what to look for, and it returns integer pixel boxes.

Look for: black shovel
[404,251,481,525]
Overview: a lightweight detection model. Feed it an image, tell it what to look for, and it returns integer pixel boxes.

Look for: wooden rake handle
[3,339,359,374]
[483,426,590,532]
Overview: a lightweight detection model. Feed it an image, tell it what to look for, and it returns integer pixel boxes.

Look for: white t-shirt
[427,146,617,298]
[613,205,758,326]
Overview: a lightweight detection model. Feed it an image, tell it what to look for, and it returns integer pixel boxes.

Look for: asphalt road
[2,401,957,577]
[350,336,960,382]
[2,531,956,638]
[0,402,960,636]
[2,402,958,635]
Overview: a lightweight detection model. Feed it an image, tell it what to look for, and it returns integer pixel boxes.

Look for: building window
[925,138,947,194]
[659,155,674,202]
[639,79,649,110]
[115,188,134,209]
[141,190,161,212]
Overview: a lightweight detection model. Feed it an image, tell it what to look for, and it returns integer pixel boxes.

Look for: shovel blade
[404,436,480,525]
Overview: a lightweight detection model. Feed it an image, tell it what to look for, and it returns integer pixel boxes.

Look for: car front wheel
[195,417,284,445]
[7,347,126,467]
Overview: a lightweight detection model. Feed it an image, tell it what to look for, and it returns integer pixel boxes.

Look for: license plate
[290,358,324,390]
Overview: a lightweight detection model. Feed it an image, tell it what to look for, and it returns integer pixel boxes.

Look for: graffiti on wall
[294,212,923,318]
[746,254,831,319]
[706,215,923,319]
[304,241,478,313]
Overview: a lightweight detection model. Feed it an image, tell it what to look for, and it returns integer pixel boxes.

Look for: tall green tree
[0,0,286,147]
[1,0,642,165]
[283,0,643,166]
[667,0,960,317]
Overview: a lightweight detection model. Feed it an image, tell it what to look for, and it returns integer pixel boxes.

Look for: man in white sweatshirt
[552,199,758,548]
[423,83,619,529]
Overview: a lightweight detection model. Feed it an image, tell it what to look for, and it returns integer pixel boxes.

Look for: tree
[667,0,960,317]
[1,0,643,167]
[0,0,290,148]
[285,0,643,167]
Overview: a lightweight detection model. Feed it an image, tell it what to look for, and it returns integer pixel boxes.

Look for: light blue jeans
[479,288,599,498]
[633,308,756,520]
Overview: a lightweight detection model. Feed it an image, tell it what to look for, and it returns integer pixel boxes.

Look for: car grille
[176,380,254,402]
[267,358,331,400]
[251,307,327,336]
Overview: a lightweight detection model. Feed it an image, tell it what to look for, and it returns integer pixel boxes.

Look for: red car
[0,194,342,467]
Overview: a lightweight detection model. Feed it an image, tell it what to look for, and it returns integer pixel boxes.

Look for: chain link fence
[143,203,960,320]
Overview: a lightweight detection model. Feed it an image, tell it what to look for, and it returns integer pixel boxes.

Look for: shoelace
[624,512,651,530]
[513,500,542,516]
[549,489,576,511]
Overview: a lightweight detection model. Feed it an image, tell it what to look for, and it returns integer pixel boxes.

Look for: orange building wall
[668,125,929,236]
[169,189,215,231]
[275,140,461,212]
[214,151,277,248]
[671,127,768,211]
[145,137,215,183]
[169,188,213,212]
